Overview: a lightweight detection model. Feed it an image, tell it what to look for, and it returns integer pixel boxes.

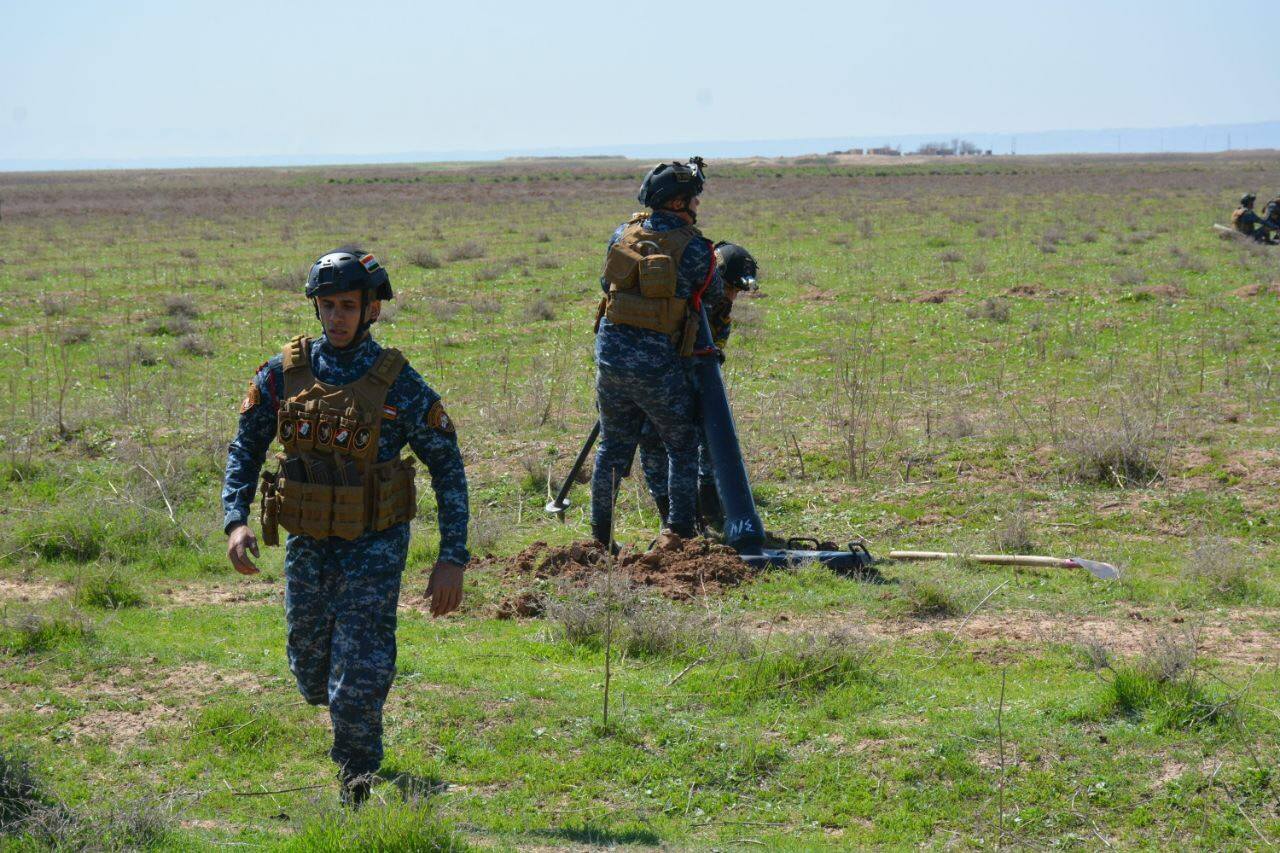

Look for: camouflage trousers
[591,366,699,533]
[638,418,712,509]
[284,523,409,777]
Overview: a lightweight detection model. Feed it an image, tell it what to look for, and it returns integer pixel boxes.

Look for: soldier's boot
[655,529,684,552]
[591,518,621,556]
[654,495,670,527]
[340,773,372,809]
[697,482,723,534]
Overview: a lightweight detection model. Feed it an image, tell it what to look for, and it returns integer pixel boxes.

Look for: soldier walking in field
[637,242,759,533]
[591,159,725,547]
[221,248,469,806]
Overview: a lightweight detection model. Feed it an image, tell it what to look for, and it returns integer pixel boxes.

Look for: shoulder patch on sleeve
[426,400,455,434]
[239,382,261,414]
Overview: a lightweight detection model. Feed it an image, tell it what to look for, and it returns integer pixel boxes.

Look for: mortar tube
[691,305,765,555]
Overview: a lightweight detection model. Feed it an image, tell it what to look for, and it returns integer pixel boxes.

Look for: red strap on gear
[690,239,717,312]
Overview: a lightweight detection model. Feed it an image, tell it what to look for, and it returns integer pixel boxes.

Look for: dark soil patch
[479,537,755,611]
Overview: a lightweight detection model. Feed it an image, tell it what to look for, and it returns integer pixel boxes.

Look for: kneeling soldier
[222,248,469,806]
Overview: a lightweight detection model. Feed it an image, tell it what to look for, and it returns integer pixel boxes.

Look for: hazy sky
[3,0,1276,164]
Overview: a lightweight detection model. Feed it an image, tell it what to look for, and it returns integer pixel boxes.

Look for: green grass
[1,153,1279,847]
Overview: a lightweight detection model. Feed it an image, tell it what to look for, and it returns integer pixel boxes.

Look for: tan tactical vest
[597,213,701,354]
[259,335,417,544]
[1231,208,1249,233]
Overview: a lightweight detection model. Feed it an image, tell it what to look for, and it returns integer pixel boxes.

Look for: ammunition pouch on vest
[259,336,416,543]
[601,214,701,353]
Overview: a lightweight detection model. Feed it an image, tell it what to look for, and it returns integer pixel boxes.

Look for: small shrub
[0,748,53,833]
[1090,630,1234,730]
[965,297,1010,323]
[147,315,193,336]
[177,248,199,261]
[1062,415,1163,487]
[163,295,199,318]
[523,299,556,322]
[468,513,502,554]
[1184,538,1255,602]
[991,508,1037,554]
[0,610,93,655]
[741,629,876,698]
[938,250,963,264]
[39,296,67,317]
[469,297,501,316]
[900,576,966,618]
[967,255,988,276]
[407,248,442,269]
[534,256,560,270]
[176,333,213,357]
[74,567,144,610]
[940,411,977,439]
[262,268,305,292]
[58,325,91,345]
[1080,230,1099,243]
[129,343,160,367]
[445,240,485,262]
[473,264,505,283]
[426,299,461,322]
[534,231,552,243]
[519,455,550,493]
[1112,267,1146,287]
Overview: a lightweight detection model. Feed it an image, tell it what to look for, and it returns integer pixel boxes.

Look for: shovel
[887,550,1120,580]
[545,421,600,520]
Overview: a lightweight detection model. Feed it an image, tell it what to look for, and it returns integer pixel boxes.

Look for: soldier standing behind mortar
[221,248,469,806]
[591,159,726,547]
[637,242,758,533]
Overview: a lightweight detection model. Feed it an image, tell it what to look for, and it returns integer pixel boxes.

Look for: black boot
[668,521,696,539]
[698,481,724,532]
[591,518,620,555]
[340,773,372,809]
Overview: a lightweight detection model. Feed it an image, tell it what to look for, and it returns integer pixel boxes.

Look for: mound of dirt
[913,288,960,304]
[1231,282,1280,298]
[480,537,755,613]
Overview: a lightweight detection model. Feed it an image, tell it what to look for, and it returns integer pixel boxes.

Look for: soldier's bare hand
[227,525,261,575]
[425,561,464,617]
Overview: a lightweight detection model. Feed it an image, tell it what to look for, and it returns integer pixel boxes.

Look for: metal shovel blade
[544,498,570,517]
[1066,557,1120,581]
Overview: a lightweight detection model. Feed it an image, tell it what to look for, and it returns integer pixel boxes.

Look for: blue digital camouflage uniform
[222,333,469,777]
[592,210,724,535]
[635,299,733,512]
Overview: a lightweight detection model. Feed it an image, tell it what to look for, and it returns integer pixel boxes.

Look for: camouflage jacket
[595,210,725,375]
[221,334,470,565]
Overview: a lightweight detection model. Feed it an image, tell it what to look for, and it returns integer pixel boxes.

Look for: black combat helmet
[305,248,394,301]
[1240,192,1257,207]
[638,157,707,208]
[713,241,759,291]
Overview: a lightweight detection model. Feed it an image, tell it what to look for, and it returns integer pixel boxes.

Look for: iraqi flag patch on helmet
[359,254,380,273]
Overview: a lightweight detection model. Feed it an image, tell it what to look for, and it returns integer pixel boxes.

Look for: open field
[1,152,1279,849]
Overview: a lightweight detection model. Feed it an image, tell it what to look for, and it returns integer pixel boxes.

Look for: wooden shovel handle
[887,550,1074,568]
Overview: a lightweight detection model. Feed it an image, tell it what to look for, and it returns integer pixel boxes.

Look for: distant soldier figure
[591,159,725,547]
[222,248,469,806]
[637,242,759,532]
[1232,193,1277,242]
[1263,195,1280,232]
